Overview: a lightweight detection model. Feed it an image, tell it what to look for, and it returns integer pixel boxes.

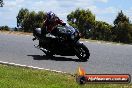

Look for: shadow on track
[27,55,83,62]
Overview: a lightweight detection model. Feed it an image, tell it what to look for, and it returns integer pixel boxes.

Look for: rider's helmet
[46,11,56,22]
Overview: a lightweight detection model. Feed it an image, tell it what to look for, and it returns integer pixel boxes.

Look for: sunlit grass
[0,64,131,88]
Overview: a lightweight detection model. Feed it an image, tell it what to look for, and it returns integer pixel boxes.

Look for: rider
[39,11,66,47]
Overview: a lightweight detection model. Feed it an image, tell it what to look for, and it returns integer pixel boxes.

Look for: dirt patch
[0,31,32,36]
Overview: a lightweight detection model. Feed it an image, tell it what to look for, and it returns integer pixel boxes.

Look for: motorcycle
[32,25,90,61]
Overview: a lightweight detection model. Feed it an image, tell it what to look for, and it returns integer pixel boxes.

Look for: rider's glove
[62,23,66,26]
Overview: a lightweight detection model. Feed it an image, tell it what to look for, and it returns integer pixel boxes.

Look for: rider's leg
[39,28,47,47]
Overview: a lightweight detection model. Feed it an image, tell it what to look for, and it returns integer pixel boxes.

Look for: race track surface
[0,33,132,76]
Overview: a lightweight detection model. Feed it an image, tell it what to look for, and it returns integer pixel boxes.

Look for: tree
[22,11,36,32]
[23,11,46,32]
[34,11,46,28]
[113,10,132,43]
[16,8,46,32]
[16,8,29,29]
[114,10,130,26]
[91,21,112,41]
[0,0,4,7]
[113,22,131,43]
[67,8,95,38]
[0,25,10,31]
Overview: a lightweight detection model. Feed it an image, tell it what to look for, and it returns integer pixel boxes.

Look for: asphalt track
[0,33,132,76]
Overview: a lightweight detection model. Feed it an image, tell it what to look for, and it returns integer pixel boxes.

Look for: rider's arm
[56,18,66,26]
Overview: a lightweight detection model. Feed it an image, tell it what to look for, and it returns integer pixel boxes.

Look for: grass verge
[80,38,132,45]
[0,64,131,88]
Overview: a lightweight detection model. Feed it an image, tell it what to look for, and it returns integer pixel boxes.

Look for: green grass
[0,64,131,88]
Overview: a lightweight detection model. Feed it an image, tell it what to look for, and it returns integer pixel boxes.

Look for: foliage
[67,8,95,38]
[16,8,46,32]
[67,8,113,41]
[17,8,29,29]
[112,11,132,43]
[114,10,130,26]
[0,25,10,31]
[0,0,4,7]
[67,9,132,43]
[91,21,112,41]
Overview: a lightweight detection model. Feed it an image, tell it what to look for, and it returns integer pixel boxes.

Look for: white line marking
[0,61,70,74]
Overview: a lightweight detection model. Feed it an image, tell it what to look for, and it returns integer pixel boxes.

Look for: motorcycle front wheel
[75,44,90,61]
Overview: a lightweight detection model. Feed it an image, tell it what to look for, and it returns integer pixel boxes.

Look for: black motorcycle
[33,25,90,61]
